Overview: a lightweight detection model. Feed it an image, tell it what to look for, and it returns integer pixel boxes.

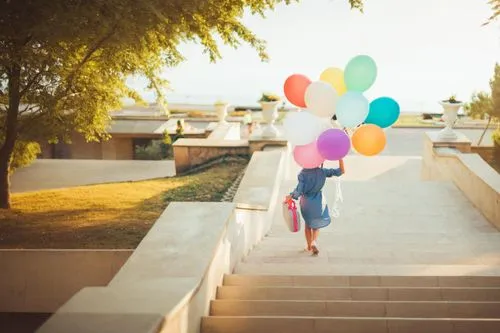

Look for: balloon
[304,81,339,118]
[293,141,325,169]
[344,55,377,92]
[283,111,325,146]
[335,91,369,128]
[351,124,386,156]
[284,74,311,108]
[317,129,351,161]
[320,67,347,95]
[365,97,400,128]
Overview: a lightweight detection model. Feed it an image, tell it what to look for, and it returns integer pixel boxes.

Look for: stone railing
[37,149,287,333]
[422,132,500,229]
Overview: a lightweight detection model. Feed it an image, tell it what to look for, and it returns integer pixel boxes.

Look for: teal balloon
[366,97,400,128]
[344,55,377,92]
[335,91,369,128]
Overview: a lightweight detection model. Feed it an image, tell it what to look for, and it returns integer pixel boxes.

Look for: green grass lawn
[0,160,247,249]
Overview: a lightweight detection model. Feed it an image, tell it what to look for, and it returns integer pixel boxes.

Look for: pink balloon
[293,141,325,169]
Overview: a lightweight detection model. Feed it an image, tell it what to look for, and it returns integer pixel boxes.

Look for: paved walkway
[11,159,175,193]
[236,156,500,276]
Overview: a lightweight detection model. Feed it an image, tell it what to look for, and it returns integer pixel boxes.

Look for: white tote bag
[322,177,343,218]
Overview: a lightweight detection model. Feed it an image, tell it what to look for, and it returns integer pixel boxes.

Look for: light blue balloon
[335,91,369,128]
[366,97,400,128]
[344,55,378,92]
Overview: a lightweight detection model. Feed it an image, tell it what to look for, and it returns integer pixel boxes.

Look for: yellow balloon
[320,67,347,96]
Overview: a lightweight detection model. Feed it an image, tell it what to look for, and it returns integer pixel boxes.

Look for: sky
[126,0,500,112]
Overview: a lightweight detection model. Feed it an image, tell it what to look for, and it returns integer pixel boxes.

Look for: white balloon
[319,117,333,132]
[335,91,369,128]
[283,111,325,146]
[304,81,339,118]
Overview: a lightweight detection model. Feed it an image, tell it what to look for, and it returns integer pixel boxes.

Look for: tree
[485,0,500,25]
[465,64,500,145]
[0,0,364,209]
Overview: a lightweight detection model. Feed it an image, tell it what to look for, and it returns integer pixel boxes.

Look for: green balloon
[344,55,377,92]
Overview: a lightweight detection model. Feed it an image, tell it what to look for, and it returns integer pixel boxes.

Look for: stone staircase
[202,157,500,332]
[202,274,500,333]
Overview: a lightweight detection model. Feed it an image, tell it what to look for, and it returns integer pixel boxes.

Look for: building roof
[107,119,208,135]
[107,120,168,134]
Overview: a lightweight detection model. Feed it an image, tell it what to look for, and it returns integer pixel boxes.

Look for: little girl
[285,159,345,256]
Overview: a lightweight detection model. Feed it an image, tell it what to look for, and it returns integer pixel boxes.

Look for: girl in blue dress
[285,159,345,256]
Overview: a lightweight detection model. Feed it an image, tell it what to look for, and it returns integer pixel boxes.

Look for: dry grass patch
[0,160,247,249]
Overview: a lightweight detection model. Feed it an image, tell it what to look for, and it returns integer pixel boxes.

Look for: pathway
[11,159,175,193]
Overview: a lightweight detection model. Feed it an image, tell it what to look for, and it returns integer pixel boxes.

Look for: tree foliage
[465,64,500,146]
[485,0,500,25]
[0,0,363,208]
[466,64,500,119]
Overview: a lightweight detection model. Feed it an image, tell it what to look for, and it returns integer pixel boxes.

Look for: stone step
[223,275,500,288]
[216,286,500,301]
[240,254,500,265]
[234,263,500,276]
[210,300,500,318]
[201,316,500,333]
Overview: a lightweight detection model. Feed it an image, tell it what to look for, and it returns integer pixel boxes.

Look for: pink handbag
[282,199,301,233]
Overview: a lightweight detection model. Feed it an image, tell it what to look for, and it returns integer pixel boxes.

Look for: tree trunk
[477,115,492,146]
[0,64,21,209]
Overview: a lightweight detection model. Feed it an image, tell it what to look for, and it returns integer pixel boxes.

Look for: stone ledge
[422,132,500,229]
[233,150,286,210]
[173,138,248,148]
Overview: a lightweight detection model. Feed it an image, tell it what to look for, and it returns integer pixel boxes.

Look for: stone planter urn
[260,101,280,138]
[215,103,229,124]
[438,100,463,140]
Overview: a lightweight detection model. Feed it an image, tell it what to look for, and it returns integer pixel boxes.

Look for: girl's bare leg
[304,226,312,251]
[311,229,320,255]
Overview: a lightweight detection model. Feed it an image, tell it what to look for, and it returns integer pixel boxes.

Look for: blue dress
[290,167,343,229]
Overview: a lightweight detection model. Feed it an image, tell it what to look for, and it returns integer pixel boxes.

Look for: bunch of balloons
[282,55,400,168]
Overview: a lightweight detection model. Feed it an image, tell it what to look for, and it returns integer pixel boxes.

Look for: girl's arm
[286,173,305,201]
[324,159,345,178]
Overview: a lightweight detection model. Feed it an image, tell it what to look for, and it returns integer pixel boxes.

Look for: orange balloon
[284,74,311,108]
[351,124,386,156]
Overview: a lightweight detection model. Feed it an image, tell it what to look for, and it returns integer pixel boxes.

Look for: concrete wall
[37,150,287,333]
[422,132,500,229]
[102,138,134,160]
[70,134,103,160]
[0,250,132,313]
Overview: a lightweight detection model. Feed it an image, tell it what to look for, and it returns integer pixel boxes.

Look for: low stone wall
[37,149,287,333]
[422,132,500,229]
[173,138,249,174]
[0,250,132,313]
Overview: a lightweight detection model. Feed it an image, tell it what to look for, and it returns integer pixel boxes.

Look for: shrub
[134,140,172,160]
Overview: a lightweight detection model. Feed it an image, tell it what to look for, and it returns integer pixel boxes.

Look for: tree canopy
[0,0,364,208]
[486,0,500,24]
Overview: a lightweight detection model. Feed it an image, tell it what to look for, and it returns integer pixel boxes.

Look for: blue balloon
[335,91,369,128]
[365,97,400,128]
